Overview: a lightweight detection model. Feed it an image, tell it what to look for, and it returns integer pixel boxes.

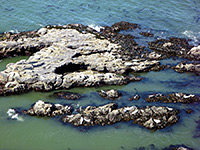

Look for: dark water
[0,0,200,150]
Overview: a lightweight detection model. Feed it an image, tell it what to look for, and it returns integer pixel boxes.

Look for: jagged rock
[62,103,179,130]
[187,45,200,60]
[98,89,122,100]
[53,91,81,100]
[23,100,72,117]
[174,61,200,73]
[145,93,200,103]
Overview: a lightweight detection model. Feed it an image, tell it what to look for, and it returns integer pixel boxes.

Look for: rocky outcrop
[0,22,197,95]
[23,100,72,117]
[52,91,81,100]
[145,93,200,104]
[0,30,50,59]
[174,61,200,73]
[98,89,122,100]
[0,27,147,95]
[62,103,179,130]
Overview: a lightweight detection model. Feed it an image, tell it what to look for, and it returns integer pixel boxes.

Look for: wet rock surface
[23,100,72,117]
[187,45,200,60]
[174,61,200,73]
[98,89,122,100]
[53,91,81,100]
[128,94,140,101]
[62,103,179,130]
[145,93,200,104]
[148,37,192,59]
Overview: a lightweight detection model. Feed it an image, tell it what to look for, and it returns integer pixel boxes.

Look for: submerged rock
[193,119,200,138]
[139,32,154,37]
[53,91,81,100]
[23,100,72,117]
[98,89,122,100]
[128,94,140,101]
[133,144,194,150]
[162,144,194,150]
[62,103,179,130]
[145,93,199,104]
[185,109,193,114]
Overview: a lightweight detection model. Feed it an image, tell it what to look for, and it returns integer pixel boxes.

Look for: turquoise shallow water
[0,0,200,150]
[1,0,200,37]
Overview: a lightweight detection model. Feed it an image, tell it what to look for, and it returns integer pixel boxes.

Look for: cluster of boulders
[145,93,199,104]
[23,100,72,117]
[62,103,179,130]
[98,89,122,100]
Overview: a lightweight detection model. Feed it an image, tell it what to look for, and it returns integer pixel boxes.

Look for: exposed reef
[62,103,179,130]
[145,93,200,104]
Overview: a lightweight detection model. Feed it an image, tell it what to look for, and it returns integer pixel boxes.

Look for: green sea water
[0,57,200,150]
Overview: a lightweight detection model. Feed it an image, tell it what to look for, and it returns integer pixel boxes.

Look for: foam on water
[7,109,24,122]
[182,30,200,45]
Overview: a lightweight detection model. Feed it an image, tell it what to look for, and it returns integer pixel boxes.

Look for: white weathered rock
[187,45,200,60]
